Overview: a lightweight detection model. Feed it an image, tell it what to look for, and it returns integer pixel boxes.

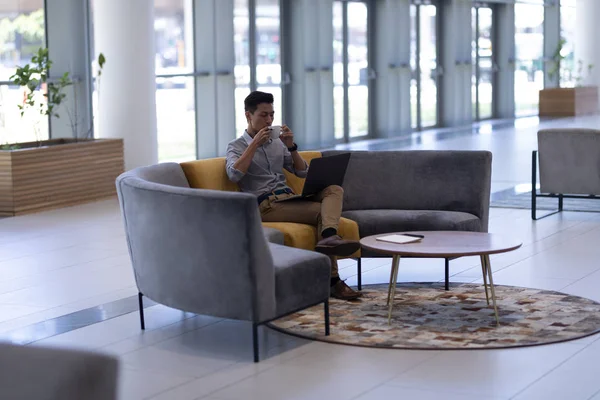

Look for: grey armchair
[116,163,331,362]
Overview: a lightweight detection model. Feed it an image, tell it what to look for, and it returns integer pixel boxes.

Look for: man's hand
[251,127,271,148]
[280,125,295,148]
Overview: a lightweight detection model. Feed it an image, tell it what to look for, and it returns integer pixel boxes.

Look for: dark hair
[244,91,274,113]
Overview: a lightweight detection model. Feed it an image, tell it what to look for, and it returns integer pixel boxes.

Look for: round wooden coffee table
[360,231,522,325]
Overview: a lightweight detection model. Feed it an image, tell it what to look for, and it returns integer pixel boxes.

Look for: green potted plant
[539,38,598,117]
[0,48,124,217]
[1,47,72,148]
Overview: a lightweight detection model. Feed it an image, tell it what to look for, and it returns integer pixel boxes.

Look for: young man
[225,91,361,300]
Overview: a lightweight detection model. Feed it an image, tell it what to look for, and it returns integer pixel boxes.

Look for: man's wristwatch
[287,143,298,152]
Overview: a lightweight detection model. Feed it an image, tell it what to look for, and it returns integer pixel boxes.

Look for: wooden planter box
[0,138,124,216]
[539,86,599,117]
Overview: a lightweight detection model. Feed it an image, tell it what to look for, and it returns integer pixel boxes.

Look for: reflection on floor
[2,115,600,400]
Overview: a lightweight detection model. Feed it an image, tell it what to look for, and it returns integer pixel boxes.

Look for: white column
[575,0,600,94]
[496,3,515,119]
[93,0,157,170]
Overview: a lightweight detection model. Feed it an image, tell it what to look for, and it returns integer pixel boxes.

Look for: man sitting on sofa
[225,91,360,301]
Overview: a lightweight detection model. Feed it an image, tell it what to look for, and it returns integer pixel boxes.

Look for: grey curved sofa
[115,163,331,362]
[324,150,492,253]
[322,150,492,288]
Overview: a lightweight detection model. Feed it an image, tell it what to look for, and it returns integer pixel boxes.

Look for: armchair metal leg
[357,258,362,290]
[444,258,450,290]
[324,300,330,336]
[532,150,563,220]
[252,323,259,363]
[138,292,145,330]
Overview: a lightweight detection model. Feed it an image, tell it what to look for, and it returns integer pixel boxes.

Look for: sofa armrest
[116,175,276,322]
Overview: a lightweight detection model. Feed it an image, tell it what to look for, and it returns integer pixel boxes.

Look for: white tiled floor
[3,115,600,399]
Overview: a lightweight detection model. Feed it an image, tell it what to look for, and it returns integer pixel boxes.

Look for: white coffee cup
[269,125,281,140]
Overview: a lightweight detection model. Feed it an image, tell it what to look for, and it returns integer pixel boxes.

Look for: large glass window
[514,3,544,116]
[410,2,439,130]
[559,0,576,87]
[472,6,494,120]
[0,1,46,145]
[256,0,281,126]
[333,0,369,142]
[234,0,250,136]
[333,1,343,140]
[234,0,281,136]
[154,0,196,162]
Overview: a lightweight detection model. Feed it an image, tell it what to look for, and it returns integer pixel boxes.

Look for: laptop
[273,153,352,202]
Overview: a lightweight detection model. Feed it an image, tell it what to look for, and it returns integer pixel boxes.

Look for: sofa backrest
[323,150,492,228]
[115,163,276,322]
[180,151,323,194]
[181,158,239,192]
[131,161,191,188]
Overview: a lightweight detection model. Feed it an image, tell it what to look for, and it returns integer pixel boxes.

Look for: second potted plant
[539,39,598,117]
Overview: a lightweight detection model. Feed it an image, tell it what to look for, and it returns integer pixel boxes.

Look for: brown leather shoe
[316,235,360,257]
[330,280,361,300]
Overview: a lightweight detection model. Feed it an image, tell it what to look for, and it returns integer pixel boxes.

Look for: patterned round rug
[268,283,600,349]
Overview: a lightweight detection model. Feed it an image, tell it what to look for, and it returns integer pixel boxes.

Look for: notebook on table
[273,153,352,202]
[375,234,424,244]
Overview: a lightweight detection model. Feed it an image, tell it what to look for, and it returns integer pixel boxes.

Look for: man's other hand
[280,125,294,148]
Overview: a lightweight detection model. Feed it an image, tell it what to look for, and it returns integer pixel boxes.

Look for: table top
[359,231,522,258]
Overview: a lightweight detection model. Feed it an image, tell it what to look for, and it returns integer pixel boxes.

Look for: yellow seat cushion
[180,151,360,257]
[180,158,238,192]
[262,217,360,258]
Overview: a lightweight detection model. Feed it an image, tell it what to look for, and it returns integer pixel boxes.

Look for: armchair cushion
[263,216,360,257]
[181,158,239,192]
[269,243,331,318]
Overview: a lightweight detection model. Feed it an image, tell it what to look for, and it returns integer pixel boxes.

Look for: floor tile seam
[0,243,85,264]
[507,344,591,400]
[0,252,131,283]
[349,351,444,399]
[0,282,138,309]
[173,360,282,400]
[587,388,600,400]
[357,382,510,400]
[347,379,400,400]
[23,300,162,346]
[0,261,134,296]
[558,267,600,292]
[531,221,598,246]
[469,226,594,277]
[0,285,138,329]
[112,316,225,359]
[137,374,199,400]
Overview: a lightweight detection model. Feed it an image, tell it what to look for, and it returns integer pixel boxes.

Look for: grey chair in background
[533,128,600,219]
[115,163,332,362]
[0,343,118,400]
